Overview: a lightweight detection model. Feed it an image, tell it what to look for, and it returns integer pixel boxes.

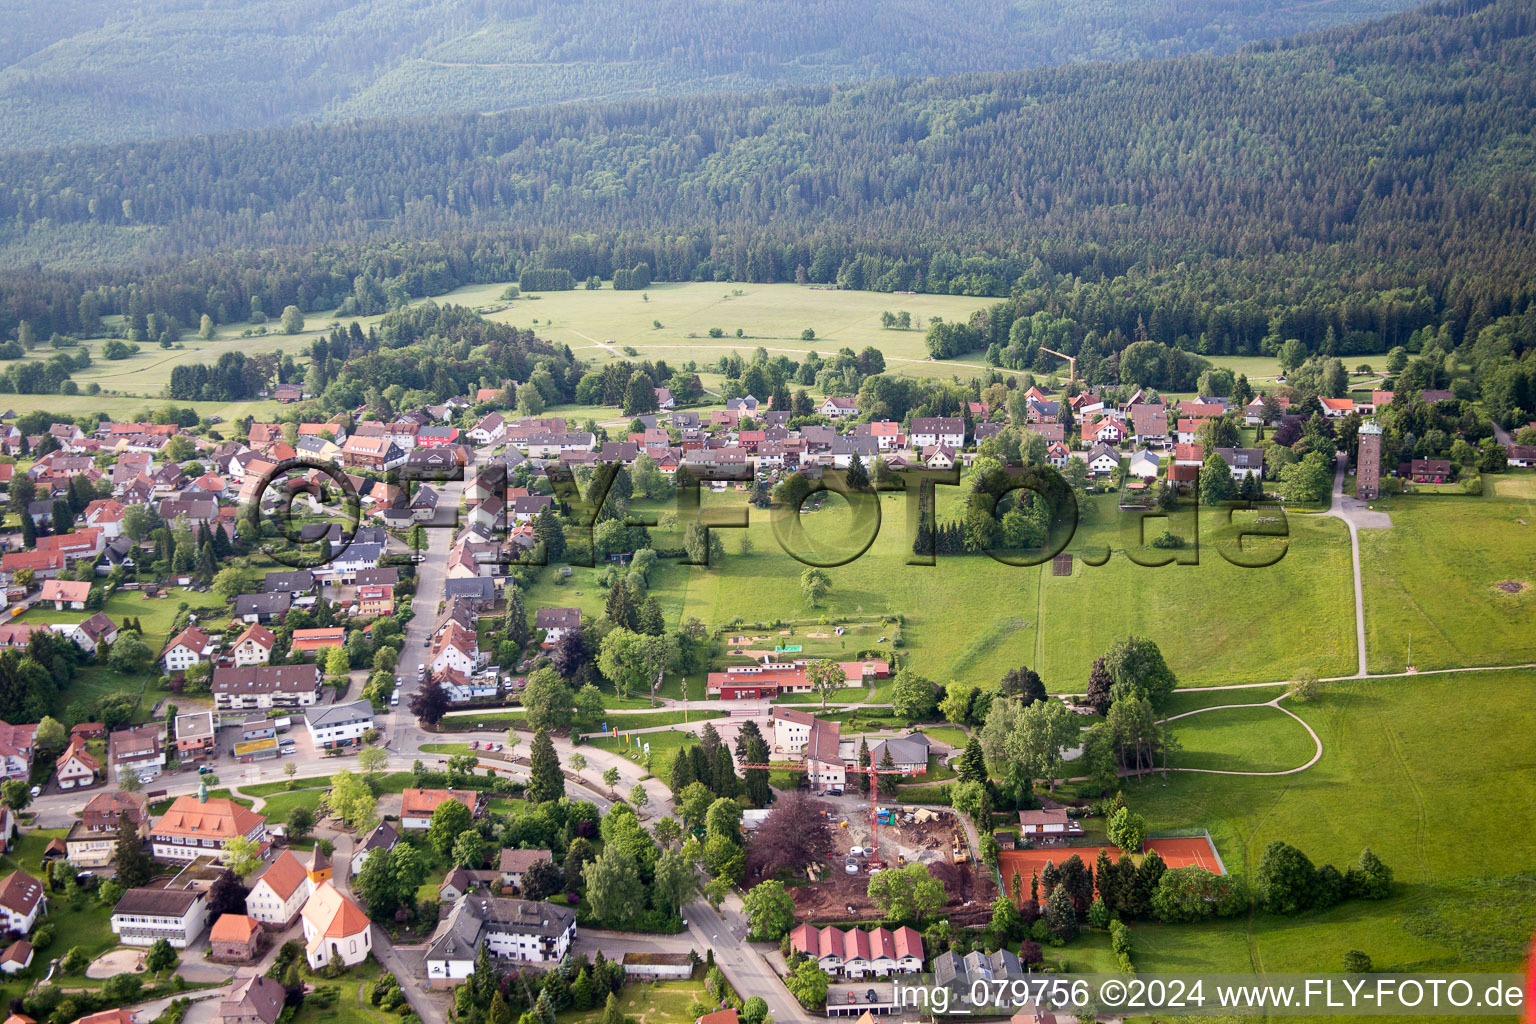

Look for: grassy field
[11,280,991,406]
[1167,704,1318,773]
[527,487,1354,692]
[1120,670,1536,974]
[1357,472,1536,673]
[473,280,1000,381]
[0,390,287,421]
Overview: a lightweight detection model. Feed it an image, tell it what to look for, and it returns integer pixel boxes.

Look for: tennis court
[998,835,1224,898]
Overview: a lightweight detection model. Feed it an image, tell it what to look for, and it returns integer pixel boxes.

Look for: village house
[0,872,45,934]
[535,607,580,646]
[1129,404,1169,447]
[869,733,932,774]
[111,887,207,948]
[52,612,118,656]
[38,578,90,611]
[230,624,276,666]
[400,788,486,830]
[1173,443,1205,468]
[0,722,35,781]
[290,627,347,654]
[173,711,217,763]
[303,701,374,751]
[769,708,846,794]
[340,436,406,471]
[1126,450,1160,481]
[498,849,553,893]
[149,792,268,862]
[248,850,313,928]
[350,822,400,877]
[357,583,395,616]
[921,444,956,470]
[819,396,858,419]
[1082,416,1124,448]
[54,738,101,791]
[1213,447,1265,480]
[161,625,215,673]
[233,592,291,624]
[424,897,576,985]
[789,924,925,978]
[212,664,322,710]
[909,417,965,449]
[1086,444,1121,476]
[1409,458,1453,483]
[468,413,506,446]
[63,791,148,867]
[108,725,164,782]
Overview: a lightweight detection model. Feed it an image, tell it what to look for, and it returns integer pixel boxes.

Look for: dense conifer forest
[1,0,1532,369]
[0,0,1423,150]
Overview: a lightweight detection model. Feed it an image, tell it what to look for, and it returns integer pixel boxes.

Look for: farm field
[1357,473,1536,673]
[1125,670,1536,974]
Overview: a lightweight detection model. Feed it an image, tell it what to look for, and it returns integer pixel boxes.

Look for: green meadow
[527,484,1357,691]
[1126,670,1536,975]
[1357,472,1536,673]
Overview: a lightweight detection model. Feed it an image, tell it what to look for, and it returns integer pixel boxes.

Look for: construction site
[788,801,999,927]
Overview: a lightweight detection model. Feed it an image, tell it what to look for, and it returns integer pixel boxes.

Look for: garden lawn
[289,960,397,1024]
[1,828,66,875]
[552,979,717,1024]
[258,788,327,820]
[1166,704,1317,773]
[588,727,696,789]
[1127,670,1536,975]
[1358,473,1536,672]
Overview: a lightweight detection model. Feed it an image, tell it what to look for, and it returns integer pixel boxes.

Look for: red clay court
[998,836,1224,899]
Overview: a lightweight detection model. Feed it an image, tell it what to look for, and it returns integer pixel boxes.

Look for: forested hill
[2,0,1534,353]
[0,0,1426,151]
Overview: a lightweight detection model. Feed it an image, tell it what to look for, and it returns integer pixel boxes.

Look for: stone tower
[1357,422,1383,500]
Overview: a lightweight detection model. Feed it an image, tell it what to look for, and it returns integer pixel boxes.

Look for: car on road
[390,691,401,706]
[470,740,479,749]
[197,765,214,775]
[29,785,41,798]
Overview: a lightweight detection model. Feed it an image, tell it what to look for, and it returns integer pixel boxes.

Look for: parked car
[390,691,401,706]
[470,740,480,749]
